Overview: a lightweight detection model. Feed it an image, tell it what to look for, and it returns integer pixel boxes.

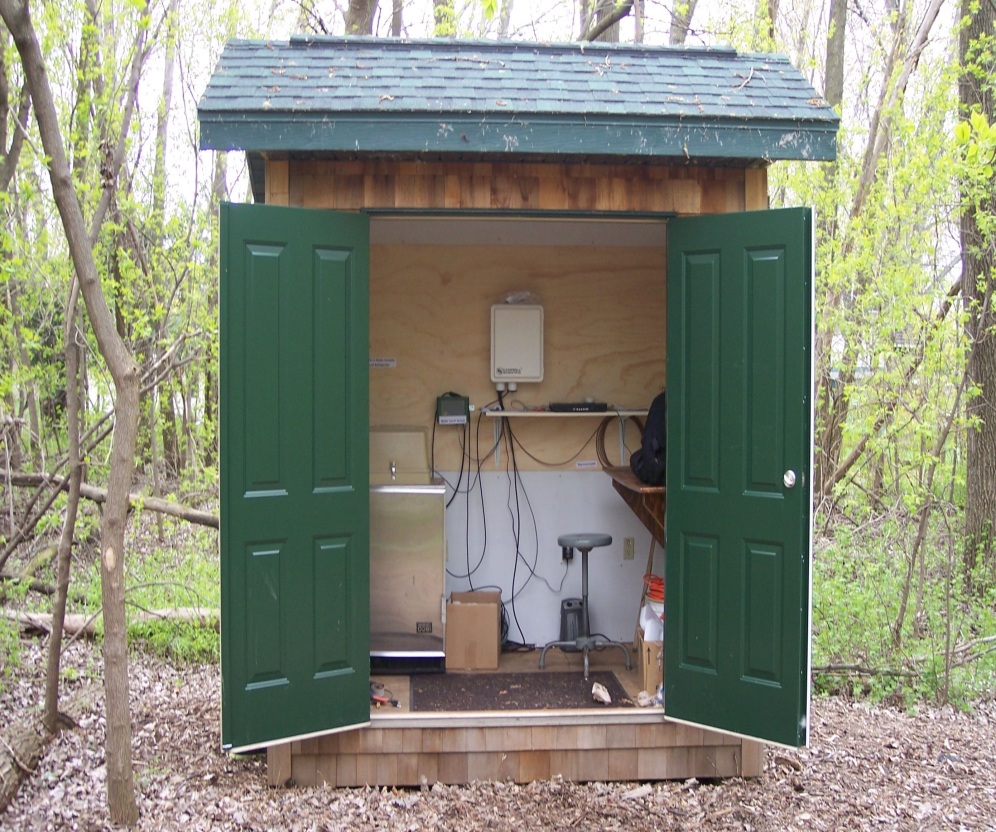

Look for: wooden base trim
[272,716,761,787]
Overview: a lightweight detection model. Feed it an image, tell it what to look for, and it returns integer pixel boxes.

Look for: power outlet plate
[623,537,635,560]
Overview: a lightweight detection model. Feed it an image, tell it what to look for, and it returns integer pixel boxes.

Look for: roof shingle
[198,36,838,162]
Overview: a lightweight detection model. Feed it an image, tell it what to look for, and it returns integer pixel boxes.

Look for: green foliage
[124,528,219,663]
[433,2,456,37]
[813,515,996,708]
[74,524,221,663]
[127,617,218,664]
[772,44,971,528]
[955,109,996,244]
[0,580,30,692]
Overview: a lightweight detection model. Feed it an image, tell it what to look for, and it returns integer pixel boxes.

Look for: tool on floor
[370,681,400,708]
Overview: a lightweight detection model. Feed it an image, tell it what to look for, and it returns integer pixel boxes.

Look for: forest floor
[1,637,994,831]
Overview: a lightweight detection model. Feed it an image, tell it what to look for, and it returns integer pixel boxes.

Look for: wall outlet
[623,537,635,560]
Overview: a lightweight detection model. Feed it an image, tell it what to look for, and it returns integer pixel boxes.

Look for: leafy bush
[812,512,996,709]
[75,522,220,664]
[0,579,30,691]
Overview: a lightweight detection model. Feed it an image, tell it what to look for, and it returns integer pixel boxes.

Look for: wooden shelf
[603,465,666,548]
[483,409,647,467]
[482,408,648,418]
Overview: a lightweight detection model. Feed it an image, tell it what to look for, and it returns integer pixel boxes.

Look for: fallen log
[0,713,48,812]
[5,472,219,528]
[0,571,87,603]
[0,683,97,813]
[130,607,220,631]
[1,610,98,637]
[2,607,219,638]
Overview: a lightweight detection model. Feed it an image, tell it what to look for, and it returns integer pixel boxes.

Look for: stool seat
[541,531,630,680]
[558,533,612,550]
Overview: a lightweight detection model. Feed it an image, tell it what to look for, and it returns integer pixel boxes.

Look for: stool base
[539,636,631,681]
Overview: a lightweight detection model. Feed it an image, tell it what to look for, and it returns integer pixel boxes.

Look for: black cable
[445,419,466,508]
[445,401,500,583]
[502,419,568,597]
[509,422,602,467]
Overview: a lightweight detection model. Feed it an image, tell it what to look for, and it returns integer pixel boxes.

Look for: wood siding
[269,716,764,788]
[272,158,755,214]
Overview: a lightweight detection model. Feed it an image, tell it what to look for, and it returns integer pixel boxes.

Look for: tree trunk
[824,0,846,107]
[580,0,592,37]
[766,0,779,42]
[893,372,968,644]
[585,0,629,42]
[4,282,42,468]
[0,0,147,823]
[498,0,512,38]
[391,0,401,35]
[153,0,180,484]
[203,152,226,470]
[669,0,698,44]
[345,0,377,34]
[43,304,83,735]
[960,0,996,585]
[2,67,40,466]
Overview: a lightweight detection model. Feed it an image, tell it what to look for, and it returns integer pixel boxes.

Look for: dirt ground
[1,639,994,831]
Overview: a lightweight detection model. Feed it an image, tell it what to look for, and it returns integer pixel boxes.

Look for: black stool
[539,533,631,680]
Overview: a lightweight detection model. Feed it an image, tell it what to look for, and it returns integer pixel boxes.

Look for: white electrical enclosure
[491,304,544,383]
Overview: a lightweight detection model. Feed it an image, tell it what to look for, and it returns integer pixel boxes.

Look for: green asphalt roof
[198,37,838,163]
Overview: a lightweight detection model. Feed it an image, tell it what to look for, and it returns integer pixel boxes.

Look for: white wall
[442,469,661,645]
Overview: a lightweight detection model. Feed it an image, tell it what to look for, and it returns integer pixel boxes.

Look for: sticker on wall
[369,357,397,368]
[576,460,598,470]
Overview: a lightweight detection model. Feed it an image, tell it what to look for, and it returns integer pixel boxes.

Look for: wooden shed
[198,36,838,788]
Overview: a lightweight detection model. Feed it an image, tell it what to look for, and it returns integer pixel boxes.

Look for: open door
[220,203,370,752]
[665,207,813,748]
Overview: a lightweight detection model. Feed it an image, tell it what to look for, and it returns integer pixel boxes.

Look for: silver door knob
[783,470,797,489]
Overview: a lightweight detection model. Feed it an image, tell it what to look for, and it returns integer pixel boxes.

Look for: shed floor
[272,642,763,787]
[370,641,650,716]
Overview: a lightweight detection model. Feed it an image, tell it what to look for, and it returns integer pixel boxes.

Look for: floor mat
[410,670,632,711]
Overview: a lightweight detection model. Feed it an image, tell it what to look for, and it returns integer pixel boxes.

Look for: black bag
[630,392,666,485]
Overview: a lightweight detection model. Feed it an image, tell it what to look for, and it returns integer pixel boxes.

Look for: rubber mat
[410,670,632,711]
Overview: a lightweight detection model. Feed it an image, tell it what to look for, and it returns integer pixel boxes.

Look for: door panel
[666,207,813,748]
[221,204,370,752]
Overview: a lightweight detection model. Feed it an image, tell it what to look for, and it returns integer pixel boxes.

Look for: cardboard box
[445,590,502,671]
[635,626,663,694]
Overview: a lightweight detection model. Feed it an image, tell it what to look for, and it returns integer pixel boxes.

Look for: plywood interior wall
[369,223,666,472]
[266,157,763,472]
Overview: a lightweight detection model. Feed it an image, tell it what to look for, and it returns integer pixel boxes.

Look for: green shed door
[665,207,813,748]
[220,203,370,752]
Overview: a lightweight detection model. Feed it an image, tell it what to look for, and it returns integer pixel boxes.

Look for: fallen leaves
[2,637,995,831]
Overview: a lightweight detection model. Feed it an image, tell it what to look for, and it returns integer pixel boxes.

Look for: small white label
[576,460,598,470]
[369,357,397,368]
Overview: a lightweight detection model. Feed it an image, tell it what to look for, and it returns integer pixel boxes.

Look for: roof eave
[197,112,838,163]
